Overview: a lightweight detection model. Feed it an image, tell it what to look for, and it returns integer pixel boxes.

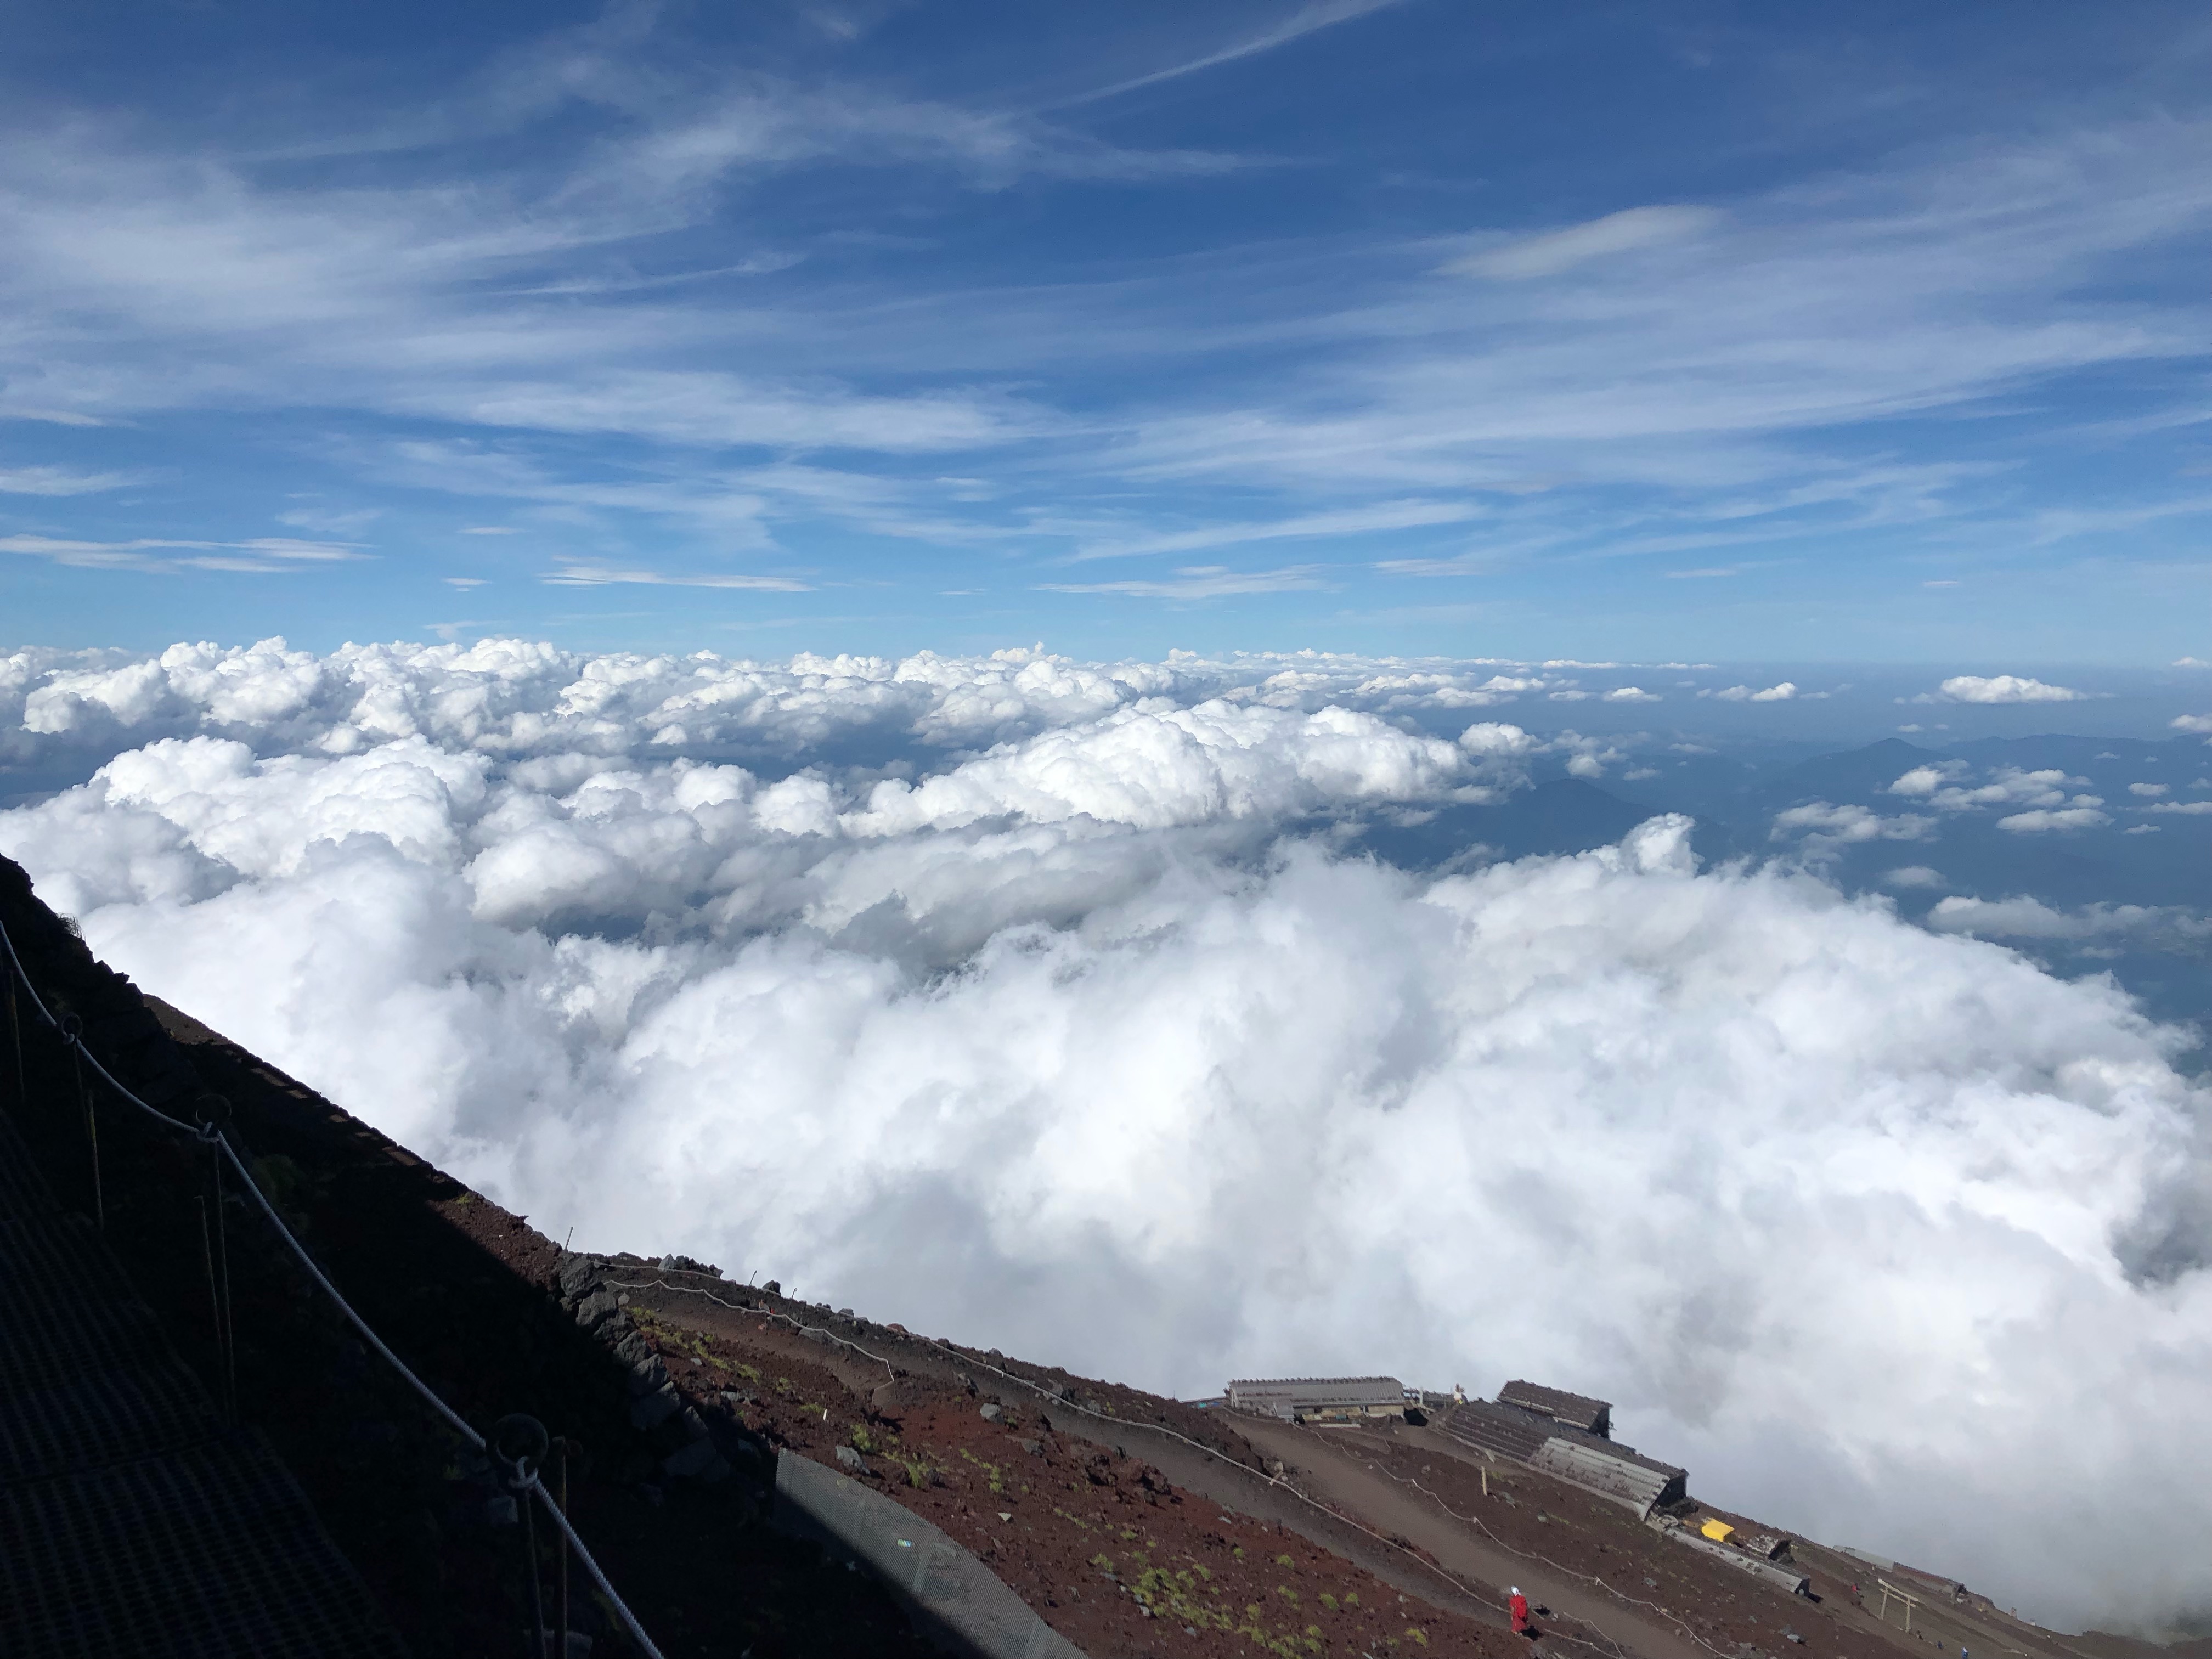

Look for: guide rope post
[196,1193,223,1416]
[553,1436,573,1659]
[58,1012,105,1230]
[4,963,23,1116]
[493,1414,551,1659]
[195,1094,238,1424]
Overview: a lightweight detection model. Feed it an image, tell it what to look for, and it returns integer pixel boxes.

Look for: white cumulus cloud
[1708,681,1797,702]
[2,638,2208,1633]
[1925,895,2210,945]
[1997,806,2112,833]
[1770,801,1934,849]
[1929,674,2088,704]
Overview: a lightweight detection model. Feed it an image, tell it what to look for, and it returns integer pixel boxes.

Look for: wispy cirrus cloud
[1068,498,1481,562]
[0,465,154,496]
[1057,0,1409,108]
[1037,564,1331,599]
[0,533,363,572]
[1440,204,1725,280]
[539,561,811,591]
[0,6,2205,648]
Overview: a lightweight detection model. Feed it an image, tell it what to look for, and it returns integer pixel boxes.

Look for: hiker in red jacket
[1511,1587,1533,1639]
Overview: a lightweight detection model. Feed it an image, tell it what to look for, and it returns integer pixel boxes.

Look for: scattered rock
[630,1387,682,1432]
[573,1289,621,1330]
[979,1403,1003,1423]
[663,1438,731,1482]
[557,1256,601,1299]
[835,1446,866,1471]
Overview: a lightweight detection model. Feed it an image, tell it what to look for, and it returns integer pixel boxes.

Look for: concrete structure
[774,1451,1085,1659]
[1498,1380,1612,1438]
[1224,1376,1407,1422]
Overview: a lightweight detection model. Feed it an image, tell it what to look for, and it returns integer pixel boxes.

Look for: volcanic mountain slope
[1,853,2200,1659]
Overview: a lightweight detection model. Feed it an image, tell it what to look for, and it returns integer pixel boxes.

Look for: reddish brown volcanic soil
[456,1236,1522,1659]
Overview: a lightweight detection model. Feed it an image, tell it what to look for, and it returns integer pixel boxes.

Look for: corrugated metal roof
[1498,1379,1612,1431]
[1226,1376,1407,1420]
[1530,1439,1677,1514]
[1439,1398,1552,1463]
[1226,1376,1403,1388]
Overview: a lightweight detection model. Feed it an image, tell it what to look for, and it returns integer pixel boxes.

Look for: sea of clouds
[2,639,2207,1632]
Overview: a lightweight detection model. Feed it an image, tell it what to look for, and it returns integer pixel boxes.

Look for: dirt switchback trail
[1233,1416,1707,1659]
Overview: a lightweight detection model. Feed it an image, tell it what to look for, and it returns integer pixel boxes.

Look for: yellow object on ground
[1701,1519,1736,1544]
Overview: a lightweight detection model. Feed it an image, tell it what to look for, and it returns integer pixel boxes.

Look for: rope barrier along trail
[1359,1456,1736,1659]
[602,1274,1647,1659]
[0,917,667,1659]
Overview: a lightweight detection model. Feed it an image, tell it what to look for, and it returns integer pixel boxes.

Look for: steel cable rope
[0,917,667,1659]
[603,1271,1649,1659]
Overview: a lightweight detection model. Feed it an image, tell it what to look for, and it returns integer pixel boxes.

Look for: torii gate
[1876,1578,1922,1633]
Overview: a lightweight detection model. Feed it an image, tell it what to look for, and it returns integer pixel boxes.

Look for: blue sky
[1,0,2206,664]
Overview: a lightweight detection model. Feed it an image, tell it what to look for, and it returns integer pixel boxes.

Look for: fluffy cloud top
[1708,681,1797,702]
[1926,895,2210,945]
[1888,763,2106,821]
[0,639,1657,775]
[2,639,2208,1633]
[1932,674,2087,703]
[1770,800,1933,849]
[1998,806,2112,833]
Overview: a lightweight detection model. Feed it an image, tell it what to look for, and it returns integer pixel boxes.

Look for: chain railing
[0,912,665,1659]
